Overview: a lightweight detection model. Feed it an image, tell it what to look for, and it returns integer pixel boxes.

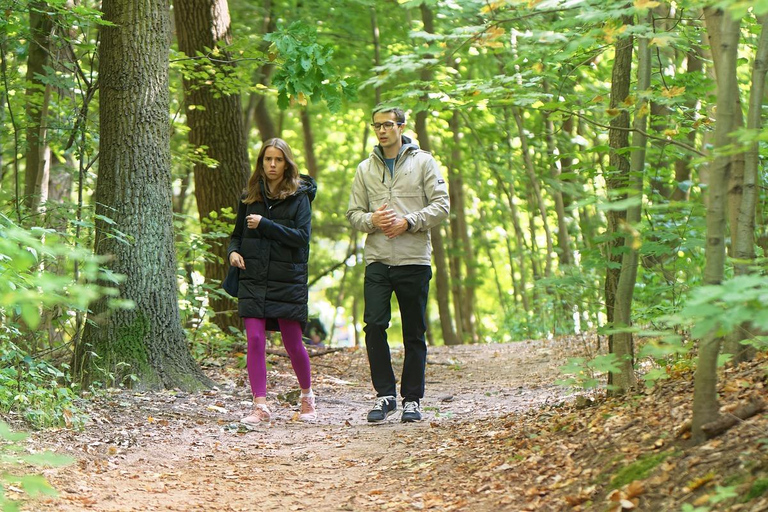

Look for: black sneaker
[401,401,422,423]
[367,396,397,423]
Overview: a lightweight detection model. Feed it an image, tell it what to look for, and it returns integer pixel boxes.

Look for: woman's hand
[229,252,245,269]
[246,214,262,229]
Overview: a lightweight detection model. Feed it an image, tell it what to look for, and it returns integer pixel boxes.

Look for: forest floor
[5,334,768,511]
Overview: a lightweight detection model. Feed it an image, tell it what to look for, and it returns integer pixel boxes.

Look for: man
[346,106,450,423]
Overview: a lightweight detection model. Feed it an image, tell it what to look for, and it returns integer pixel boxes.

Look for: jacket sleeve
[346,161,377,233]
[256,194,312,248]
[227,200,248,256]
[404,154,450,232]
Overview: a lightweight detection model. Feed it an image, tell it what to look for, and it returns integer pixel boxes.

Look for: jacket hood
[299,174,317,203]
[257,174,317,203]
[372,135,419,163]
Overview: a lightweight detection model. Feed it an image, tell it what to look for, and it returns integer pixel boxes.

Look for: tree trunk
[24,1,53,214]
[75,0,211,391]
[513,107,554,278]
[543,102,573,267]
[604,17,634,358]
[300,106,319,179]
[173,0,251,333]
[610,13,652,395]
[692,9,740,444]
[704,8,746,254]
[724,14,768,363]
[243,0,276,141]
[447,109,476,343]
[370,6,382,105]
[417,2,459,346]
[671,46,704,201]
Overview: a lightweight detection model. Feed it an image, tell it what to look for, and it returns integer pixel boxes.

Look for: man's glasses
[371,121,403,131]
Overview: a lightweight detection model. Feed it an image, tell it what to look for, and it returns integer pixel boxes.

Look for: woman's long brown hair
[243,138,301,204]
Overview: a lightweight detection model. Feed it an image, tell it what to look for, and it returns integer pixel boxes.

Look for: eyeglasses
[370,121,403,131]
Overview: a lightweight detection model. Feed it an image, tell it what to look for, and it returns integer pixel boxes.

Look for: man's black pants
[363,262,432,403]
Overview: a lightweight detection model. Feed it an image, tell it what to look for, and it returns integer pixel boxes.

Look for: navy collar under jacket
[373,135,420,183]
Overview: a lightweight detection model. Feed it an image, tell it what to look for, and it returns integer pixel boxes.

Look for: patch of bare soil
[8,337,768,511]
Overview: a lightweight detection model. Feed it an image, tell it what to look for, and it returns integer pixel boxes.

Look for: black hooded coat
[227,175,316,330]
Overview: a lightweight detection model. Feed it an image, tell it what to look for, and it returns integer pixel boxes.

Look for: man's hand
[382,217,409,239]
[371,204,397,230]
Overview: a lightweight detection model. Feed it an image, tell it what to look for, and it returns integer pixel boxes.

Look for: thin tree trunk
[692,9,740,443]
[243,0,276,141]
[447,109,476,343]
[611,14,651,394]
[671,46,704,201]
[543,98,573,267]
[705,8,746,254]
[300,106,319,178]
[417,2,459,345]
[724,14,768,362]
[605,17,634,358]
[76,0,211,391]
[370,6,381,105]
[24,1,53,214]
[513,107,554,278]
[174,0,251,332]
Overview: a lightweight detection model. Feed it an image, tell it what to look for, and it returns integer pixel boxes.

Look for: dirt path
[23,339,577,511]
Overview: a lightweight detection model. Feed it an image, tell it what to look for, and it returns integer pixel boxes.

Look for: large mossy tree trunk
[174,0,250,333]
[74,0,211,391]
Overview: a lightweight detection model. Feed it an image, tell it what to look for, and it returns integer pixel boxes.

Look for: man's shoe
[401,401,422,423]
[367,396,397,423]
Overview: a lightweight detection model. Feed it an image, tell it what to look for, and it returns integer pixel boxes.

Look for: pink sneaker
[241,403,271,424]
[299,394,317,422]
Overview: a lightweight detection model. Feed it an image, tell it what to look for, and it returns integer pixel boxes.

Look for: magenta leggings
[243,318,312,398]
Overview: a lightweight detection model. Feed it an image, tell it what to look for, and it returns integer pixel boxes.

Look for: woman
[228,138,317,424]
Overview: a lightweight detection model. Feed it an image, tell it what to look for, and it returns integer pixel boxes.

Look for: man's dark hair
[372,106,406,124]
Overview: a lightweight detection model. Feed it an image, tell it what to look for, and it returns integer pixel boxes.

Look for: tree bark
[300,106,319,179]
[24,1,53,214]
[692,9,740,444]
[75,0,211,391]
[724,14,768,362]
[671,46,704,201]
[243,0,276,141]
[704,8,746,254]
[417,2,459,346]
[173,0,251,332]
[610,13,651,395]
[513,107,554,278]
[447,109,476,343]
[604,17,634,357]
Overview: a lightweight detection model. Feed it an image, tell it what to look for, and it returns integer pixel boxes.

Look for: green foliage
[0,421,73,511]
[609,450,673,490]
[0,342,85,429]
[663,274,768,340]
[264,21,356,112]
[744,478,768,501]
[557,354,622,391]
[0,210,113,428]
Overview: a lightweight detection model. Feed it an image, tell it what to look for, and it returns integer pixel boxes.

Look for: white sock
[301,390,314,398]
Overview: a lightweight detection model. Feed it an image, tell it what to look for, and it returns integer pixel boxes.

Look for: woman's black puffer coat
[227,175,316,330]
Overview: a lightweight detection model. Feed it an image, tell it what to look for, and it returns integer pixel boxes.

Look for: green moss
[610,451,674,490]
[744,478,768,502]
